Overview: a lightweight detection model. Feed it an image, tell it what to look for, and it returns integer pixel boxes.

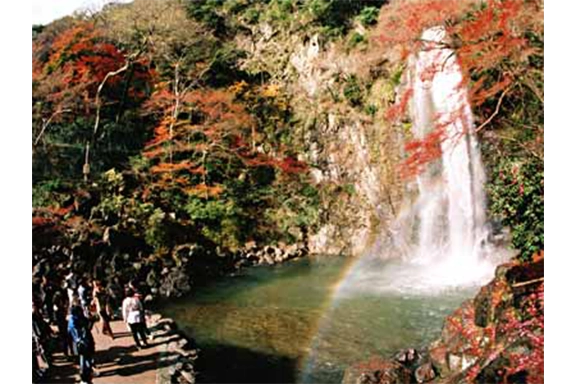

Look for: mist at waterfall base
[337,26,510,299]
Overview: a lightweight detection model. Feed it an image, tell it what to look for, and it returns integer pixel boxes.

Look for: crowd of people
[32,267,151,384]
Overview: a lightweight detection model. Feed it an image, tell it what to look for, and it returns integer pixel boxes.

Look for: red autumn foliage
[439,256,544,384]
[33,21,153,127]
[399,127,445,178]
[142,84,308,200]
[32,205,75,233]
[276,157,308,174]
[385,88,413,122]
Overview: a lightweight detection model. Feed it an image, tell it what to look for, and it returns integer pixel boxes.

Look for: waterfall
[332,26,508,296]
[405,26,496,286]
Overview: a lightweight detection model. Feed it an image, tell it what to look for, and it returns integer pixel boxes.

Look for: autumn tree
[32,19,153,184]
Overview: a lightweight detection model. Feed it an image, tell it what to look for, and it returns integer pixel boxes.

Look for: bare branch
[475,86,512,133]
[33,109,72,147]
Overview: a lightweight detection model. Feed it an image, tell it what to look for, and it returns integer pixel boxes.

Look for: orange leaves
[150,161,206,175]
[450,0,537,95]
[44,22,125,88]
[469,76,512,107]
[143,86,176,115]
[228,80,249,95]
[145,119,171,150]
[184,183,224,197]
[139,83,311,206]
[33,20,153,127]
[385,88,413,121]
[400,127,445,179]
[261,84,280,98]
[151,160,192,173]
[32,215,57,229]
[32,205,74,230]
[184,89,255,132]
[276,156,308,174]
[532,250,544,263]
[377,0,470,57]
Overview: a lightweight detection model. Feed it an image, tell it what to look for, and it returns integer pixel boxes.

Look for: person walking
[122,288,149,349]
[52,289,74,357]
[92,280,114,339]
[78,276,92,318]
[68,305,96,384]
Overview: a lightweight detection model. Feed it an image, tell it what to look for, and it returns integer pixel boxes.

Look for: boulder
[342,359,412,384]
[414,362,435,383]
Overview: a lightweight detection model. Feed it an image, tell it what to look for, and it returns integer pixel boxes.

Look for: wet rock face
[504,258,543,286]
[414,362,435,383]
[342,359,412,384]
[394,348,420,366]
[473,284,495,327]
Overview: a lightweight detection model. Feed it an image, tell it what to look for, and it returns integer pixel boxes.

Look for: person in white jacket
[122,288,149,349]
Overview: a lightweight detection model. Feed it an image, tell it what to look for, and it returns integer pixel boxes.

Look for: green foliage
[356,6,380,26]
[32,179,67,208]
[144,208,171,250]
[186,0,227,35]
[342,183,355,196]
[205,46,249,87]
[487,158,543,261]
[347,32,366,49]
[475,16,543,261]
[343,75,363,107]
[223,0,253,14]
[265,176,320,243]
[306,0,386,36]
[186,197,234,222]
[243,7,261,24]
[390,65,404,87]
[364,104,378,116]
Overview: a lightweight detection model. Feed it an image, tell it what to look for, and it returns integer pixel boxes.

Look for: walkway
[48,321,180,384]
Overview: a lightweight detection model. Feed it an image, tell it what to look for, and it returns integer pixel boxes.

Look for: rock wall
[238,23,406,257]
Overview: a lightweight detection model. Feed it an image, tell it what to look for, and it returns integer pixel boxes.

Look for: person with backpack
[68,304,96,384]
[122,288,149,349]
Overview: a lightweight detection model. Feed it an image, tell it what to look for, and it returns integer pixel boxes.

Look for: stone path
[48,316,183,384]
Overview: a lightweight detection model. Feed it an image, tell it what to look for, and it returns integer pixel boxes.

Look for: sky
[31,0,131,25]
